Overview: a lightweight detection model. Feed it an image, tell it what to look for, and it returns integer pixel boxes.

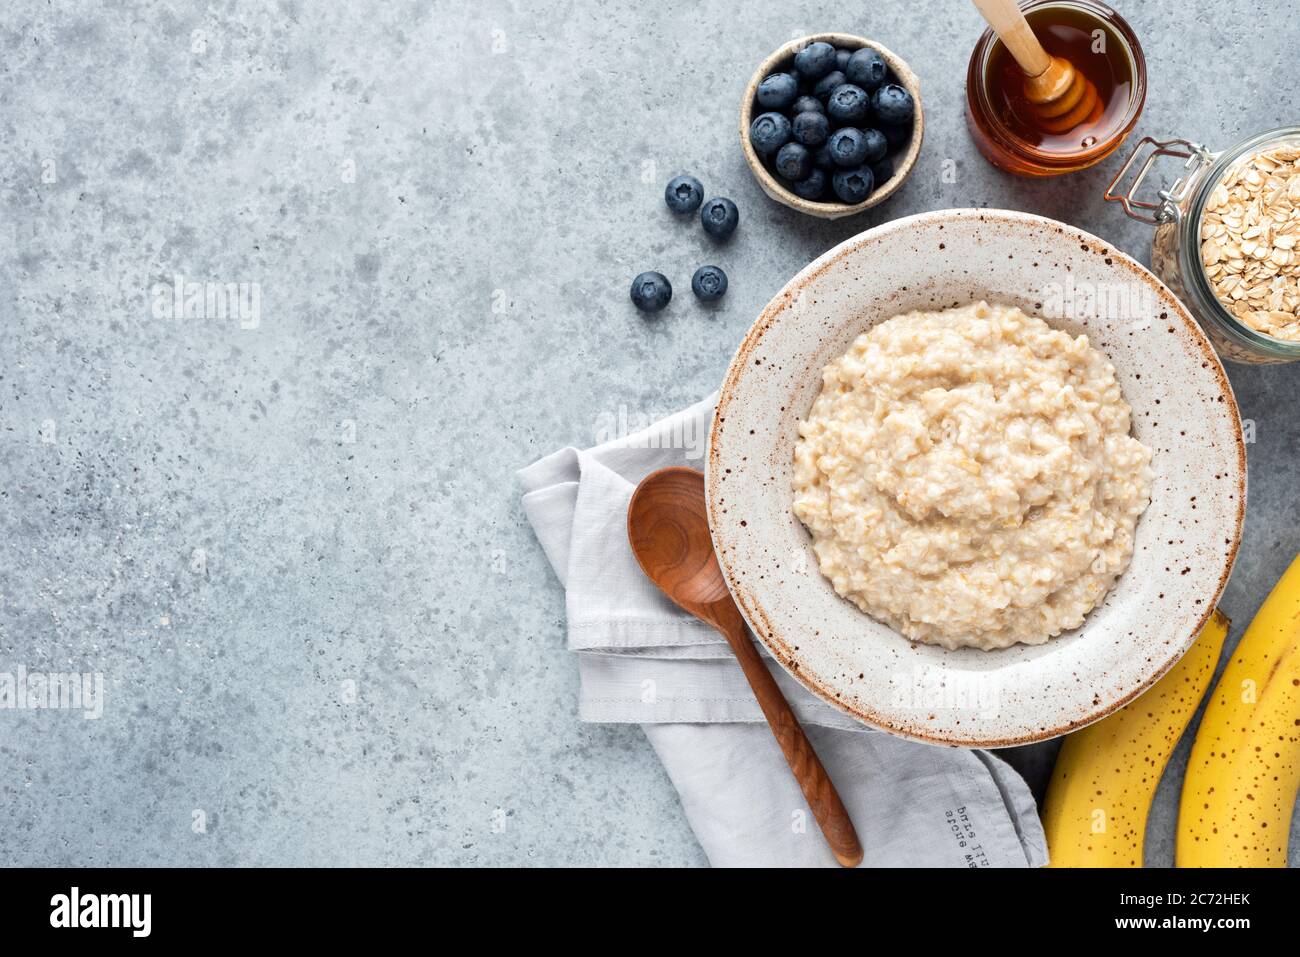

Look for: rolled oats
[1201,145,1300,340]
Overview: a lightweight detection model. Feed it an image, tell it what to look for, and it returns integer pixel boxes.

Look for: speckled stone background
[1,0,1296,867]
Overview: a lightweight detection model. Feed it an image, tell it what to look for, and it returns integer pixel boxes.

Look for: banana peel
[1042,609,1230,867]
[1177,553,1300,867]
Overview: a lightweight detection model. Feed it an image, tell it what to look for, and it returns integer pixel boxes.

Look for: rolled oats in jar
[1199,145,1300,341]
[1108,128,1300,364]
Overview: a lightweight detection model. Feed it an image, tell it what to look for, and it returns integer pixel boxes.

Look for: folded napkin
[519,395,1047,868]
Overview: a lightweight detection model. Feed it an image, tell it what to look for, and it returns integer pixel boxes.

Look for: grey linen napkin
[518,395,1048,868]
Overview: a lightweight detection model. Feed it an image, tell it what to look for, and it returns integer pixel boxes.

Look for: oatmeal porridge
[791,301,1154,650]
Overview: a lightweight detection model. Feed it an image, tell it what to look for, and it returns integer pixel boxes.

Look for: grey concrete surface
[1,0,1296,867]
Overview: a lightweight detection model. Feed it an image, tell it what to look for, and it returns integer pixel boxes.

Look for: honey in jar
[966,0,1147,177]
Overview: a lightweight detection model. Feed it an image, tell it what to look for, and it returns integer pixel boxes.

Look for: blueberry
[793,41,837,80]
[691,265,728,302]
[827,83,870,123]
[756,72,799,111]
[845,48,889,91]
[700,197,739,240]
[872,83,915,126]
[870,155,895,187]
[813,143,836,170]
[827,127,869,167]
[881,122,912,150]
[812,69,847,101]
[774,142,813,182]
[749,111,792,155]
[835,48,852,72]
[792,95,824,115]
[664,175,704,214]
[792,110,830,147]
[859,127,888,164]
[630,272,672,313]
[832,166,875,204]
[791,168,828,201]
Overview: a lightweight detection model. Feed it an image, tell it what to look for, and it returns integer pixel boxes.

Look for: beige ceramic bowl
[706,209,1246,747]
[740,34,924,219]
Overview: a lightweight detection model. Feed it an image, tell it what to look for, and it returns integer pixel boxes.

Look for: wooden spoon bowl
[627,466,864,867]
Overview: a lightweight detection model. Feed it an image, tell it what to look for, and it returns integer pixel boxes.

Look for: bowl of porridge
[706,209,1245,746]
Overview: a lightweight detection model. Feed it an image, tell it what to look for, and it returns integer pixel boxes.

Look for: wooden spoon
[627,466,864,868]
[972,0,1101,133]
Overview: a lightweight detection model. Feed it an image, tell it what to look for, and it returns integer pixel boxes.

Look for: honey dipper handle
[972,0,1051,77]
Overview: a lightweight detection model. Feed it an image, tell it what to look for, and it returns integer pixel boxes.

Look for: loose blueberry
[792,110,830,147]
[870,155,894,187]
[749,111,792,155]
[813,143,836,171]
[792,95,824,116]
[775,142,814,182]
[827,127,869,167]
[756,72,799,110]
[872,83,915,126]
[812,69,847,101]
[835,48,852,72]
[791,168,828,201]
[881,122,912,150]
[845,47,889,91]
[827,83,871,123]
[859,127,888,164]
[630,272,672,313]
[691,265,728,302]
[663,175,704,214]
[832,166,875,204]
[700,197,739,240]
[793,41,837,80]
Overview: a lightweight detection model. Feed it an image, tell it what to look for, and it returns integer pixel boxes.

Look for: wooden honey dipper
[973,0,1102,133]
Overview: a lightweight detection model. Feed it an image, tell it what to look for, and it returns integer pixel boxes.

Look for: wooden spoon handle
[718,612,864,867]
[971,0,1050,77]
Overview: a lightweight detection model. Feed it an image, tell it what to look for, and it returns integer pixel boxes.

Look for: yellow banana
[1177,553,1300,867]
[1214,643,1300,865]
[1042,609,1229,867]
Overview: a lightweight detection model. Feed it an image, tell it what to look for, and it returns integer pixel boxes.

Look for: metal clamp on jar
[1107,128,1300,364]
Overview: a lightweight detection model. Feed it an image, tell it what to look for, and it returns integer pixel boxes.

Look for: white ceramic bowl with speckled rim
[706,208,1246,747]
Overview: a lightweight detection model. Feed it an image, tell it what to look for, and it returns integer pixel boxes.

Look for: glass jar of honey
[965,0,1146,177]
[1106,128,1300,364]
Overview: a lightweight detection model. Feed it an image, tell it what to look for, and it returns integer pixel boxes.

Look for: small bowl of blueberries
[741,34,923,219]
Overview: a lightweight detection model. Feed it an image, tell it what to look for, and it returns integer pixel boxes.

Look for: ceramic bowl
[706,208,1246,747]
[740,34,924,219]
